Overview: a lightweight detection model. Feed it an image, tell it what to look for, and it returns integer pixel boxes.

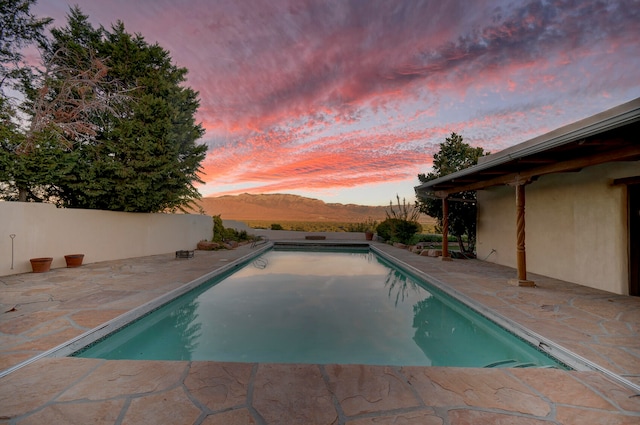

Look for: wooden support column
[509,183,535,287]
[440,197,452,261]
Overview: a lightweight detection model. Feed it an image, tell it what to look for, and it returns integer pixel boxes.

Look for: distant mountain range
[195,193,392,222]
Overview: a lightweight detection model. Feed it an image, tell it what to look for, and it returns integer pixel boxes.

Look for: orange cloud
[36,0,640,203]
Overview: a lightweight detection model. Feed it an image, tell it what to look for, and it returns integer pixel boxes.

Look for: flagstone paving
[1,231,639,424]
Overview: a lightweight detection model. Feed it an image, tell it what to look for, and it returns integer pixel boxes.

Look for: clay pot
[365,231,374,241]
[64,254,84,268]
[30,257,53,273]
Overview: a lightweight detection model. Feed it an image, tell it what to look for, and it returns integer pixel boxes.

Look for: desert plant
[376,195,422,244]
[270,223,283,230]
[346,218,378,233]
[386,194,421,222]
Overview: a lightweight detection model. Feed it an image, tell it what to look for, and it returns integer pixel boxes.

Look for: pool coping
[3,240,637,395]
[2,238,639,423]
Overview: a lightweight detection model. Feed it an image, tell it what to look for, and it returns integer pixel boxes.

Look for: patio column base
[508,278,536,287]
[439,256,453,262]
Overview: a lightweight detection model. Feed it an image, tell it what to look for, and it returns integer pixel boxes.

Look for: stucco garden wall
[0,202,213,276]
[477,162,638,295]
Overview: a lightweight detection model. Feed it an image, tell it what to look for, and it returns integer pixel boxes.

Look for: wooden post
[509,183,535,286]
[440,197,452,261]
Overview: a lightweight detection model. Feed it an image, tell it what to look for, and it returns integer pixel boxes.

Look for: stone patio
[1,231,639,424]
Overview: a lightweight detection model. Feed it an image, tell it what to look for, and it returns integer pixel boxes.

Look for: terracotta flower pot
[365,231,374,241]
[64,254,84,268]
[30,257,53,273]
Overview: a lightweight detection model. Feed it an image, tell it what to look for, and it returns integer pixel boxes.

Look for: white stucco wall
[0,202,213,276]
[477,161,638,295]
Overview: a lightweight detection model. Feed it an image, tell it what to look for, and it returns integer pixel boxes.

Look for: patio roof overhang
[415,97,640,198]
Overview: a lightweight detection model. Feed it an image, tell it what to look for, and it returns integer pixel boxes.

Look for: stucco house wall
[477,162,638,295]
[0,202,213,276]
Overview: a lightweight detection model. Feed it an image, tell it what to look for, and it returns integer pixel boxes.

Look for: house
[415,98,640,296]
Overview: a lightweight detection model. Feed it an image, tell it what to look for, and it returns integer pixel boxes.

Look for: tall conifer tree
[1,5,207,211]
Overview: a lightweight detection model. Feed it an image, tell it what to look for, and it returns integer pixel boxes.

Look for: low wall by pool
[0,202,213,276]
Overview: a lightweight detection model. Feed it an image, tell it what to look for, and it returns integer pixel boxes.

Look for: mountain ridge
[195,193,392,222]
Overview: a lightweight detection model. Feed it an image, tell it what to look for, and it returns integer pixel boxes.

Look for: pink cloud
[34,0,640,203]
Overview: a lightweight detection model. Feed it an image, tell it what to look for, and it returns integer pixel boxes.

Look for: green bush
[375,219,394,241]
[412,234,458,243]
[393,220,422,244]
[212,215,225,242]
[270,223,283,230]
[211,215,255,243]
[222,228,251,241]
[376,218,422,244]
[409,233,462,245]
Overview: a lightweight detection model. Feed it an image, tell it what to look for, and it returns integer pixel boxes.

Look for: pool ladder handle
[483,359,556,369]
[251,236,269,248]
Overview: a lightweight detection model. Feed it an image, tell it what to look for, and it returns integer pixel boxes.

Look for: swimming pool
[74,247,566,368]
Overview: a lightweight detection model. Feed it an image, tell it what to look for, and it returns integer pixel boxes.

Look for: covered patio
[415,98,640,295]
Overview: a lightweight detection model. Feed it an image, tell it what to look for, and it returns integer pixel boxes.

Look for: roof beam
[436,144,640,195]
[612,176,640,186]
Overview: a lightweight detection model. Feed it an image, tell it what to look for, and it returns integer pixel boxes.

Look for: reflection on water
[382,266,422,307]
[171,300,201,359]
[76,250,565,368]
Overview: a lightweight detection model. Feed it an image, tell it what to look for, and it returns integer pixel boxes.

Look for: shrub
[392,220,422,244]
[375,219,395,241]
[270,223,283,230]
[376,218,422,244]
[211,215,255,243]
[212,215,225,242]
[409,233,461,246]
[412,234,458,243]
[375,195,423,243]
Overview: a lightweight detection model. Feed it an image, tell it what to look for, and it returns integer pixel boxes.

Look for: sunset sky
[34,0,640,206]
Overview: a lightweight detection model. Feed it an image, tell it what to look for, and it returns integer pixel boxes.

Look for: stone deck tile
[68,309,130,329]
[5,327,84,352]
[201,409,257,425]
[0,357,102,420]
[252,363,338,425]
[0,311,68,335]
[184,362,253,411]
[121,386,202,425]
[509,369,617,410]
[2,359,639,424]
[1,238,640,424]
[571,371,640,412]
[56,360,188,401]
[323,364,421,416]
[345,409,443,425]
[15,399,125,425]
[400,367,552,417]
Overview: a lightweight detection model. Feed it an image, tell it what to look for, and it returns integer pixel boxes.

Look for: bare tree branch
[17,47,131,154]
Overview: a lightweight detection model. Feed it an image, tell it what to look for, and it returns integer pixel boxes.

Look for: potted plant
[30,257,53,273]
[364,218,378,241]
[64,254,85,268]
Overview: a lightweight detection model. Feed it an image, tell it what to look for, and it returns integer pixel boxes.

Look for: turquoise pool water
[75,249,565,368]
